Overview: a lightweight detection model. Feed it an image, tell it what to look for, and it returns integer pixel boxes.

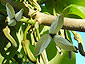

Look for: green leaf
[15,8,23,21]
[8,19,16,26]
[6,3,15,19]
[35,34,52,56]
[63,4,85,19]
[46,0,85,14]
[46,40,57,61]
[49,50,76,64]
[53,35,76,51]
[49,14,64,34]
[45,0,57,14]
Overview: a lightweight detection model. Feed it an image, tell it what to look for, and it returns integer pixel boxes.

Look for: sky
[71,31,85,64]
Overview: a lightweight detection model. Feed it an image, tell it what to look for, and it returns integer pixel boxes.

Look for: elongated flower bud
[15,8,23,21]
[8,19,16,26]
[35,34,52,56]
[6,3,15,19]
[49,14,64,34]
[53,35,77,51]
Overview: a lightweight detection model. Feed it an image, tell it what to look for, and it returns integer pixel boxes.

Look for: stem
[20,18,36,24]
[41,50,48,64]
[36,26,40,40]
[72,31,75,35]
[24,25,32,40]
[53,8,56,16]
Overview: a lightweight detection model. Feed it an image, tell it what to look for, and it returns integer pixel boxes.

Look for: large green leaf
[45,0,85,14]
[46,40,57,61]
[63,4,85,19]
[49,50,76,64]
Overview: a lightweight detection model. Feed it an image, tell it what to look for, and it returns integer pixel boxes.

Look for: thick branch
[1,0,85,32]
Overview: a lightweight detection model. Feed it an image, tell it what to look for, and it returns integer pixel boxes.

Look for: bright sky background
[71,31,85,64]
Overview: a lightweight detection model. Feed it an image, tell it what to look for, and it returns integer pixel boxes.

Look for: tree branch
[1,0,85,32]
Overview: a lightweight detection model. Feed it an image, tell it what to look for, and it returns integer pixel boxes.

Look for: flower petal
[53,35,76,51]
[8,19,16,26]
[6,3,15,19]
[15,8,23,21]
[49,14,64,34]
[35,34,52,56]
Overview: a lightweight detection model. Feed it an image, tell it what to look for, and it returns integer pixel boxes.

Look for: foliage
[0,0,85,64]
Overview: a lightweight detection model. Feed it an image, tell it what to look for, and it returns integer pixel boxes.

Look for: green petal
[35,34,52,56]
[53,35,76,51]
[15,8,23,21]
[49,14,64,34]
[8,19,16,26]
[6,3,15,19]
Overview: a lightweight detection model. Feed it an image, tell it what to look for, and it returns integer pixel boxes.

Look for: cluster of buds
[6,3,23,26]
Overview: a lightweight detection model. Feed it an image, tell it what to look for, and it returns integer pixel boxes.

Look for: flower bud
[53,35,77,51]
[35,34,52,56]
[15,8,23,21]
[49,14,64,34]
[6,3,15,19]
[8,19,16,26]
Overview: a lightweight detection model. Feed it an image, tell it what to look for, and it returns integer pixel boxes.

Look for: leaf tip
[34,47,40,56]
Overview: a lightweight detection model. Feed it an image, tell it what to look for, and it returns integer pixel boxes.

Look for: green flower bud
[8,19,16,26]
[6,3,15,19]
[53,35,77,51]
[15,8,23,21]
[49,14,64,34]
[35,34,52,56]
